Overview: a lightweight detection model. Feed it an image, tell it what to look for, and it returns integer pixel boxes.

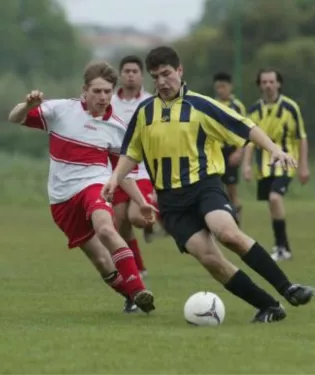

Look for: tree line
[1,0,315,158]
[175,0,315,145]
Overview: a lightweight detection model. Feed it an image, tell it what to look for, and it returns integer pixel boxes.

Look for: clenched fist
[26,90,43,109]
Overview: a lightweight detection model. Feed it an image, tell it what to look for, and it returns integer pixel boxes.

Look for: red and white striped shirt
[23,99,137,204]
[112,89,151,180]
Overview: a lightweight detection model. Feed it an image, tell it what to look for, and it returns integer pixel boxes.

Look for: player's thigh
[80,184,115,233]
[197,180,253,249]
[270,176,292,197]
[225,183,239,202]
[257,177,273,201]
[198,177,237,221]
[112,186,130,207]
[80,234,115,272]
[113,201,130,231]
[128,179,154,226]
[186,230,225,261]
[162,209,207,253]
[50,191,95,249]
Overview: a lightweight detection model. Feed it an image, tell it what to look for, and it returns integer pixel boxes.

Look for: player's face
[149,64,183,101]
[120,63,143,89]
[259,72,280,97]
[214,81,232,101]
[83,77,114,114]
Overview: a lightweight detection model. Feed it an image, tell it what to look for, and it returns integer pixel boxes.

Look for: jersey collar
[261,94,282,105]
[155,81,188,99]
[81,100,113,121]
[116,87,142,100]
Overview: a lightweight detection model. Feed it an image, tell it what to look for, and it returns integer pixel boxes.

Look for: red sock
[128,239,146,272]
[112,247,145,296]
[103,271,129,297]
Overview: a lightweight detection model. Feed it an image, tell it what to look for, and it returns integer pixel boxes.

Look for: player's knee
[198,252,222,270]
[96,222,117,243]
[269,192,282,204]
[94,253,113,273]
[216,227,247,252]
[128,211,146,228]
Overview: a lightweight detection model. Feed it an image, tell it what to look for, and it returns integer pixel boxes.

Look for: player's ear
[82,84,88,93]
[178,64,184,78]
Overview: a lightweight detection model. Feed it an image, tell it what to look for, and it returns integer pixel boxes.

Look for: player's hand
[139,201,158,225]
[298,165,310,185]
[242,165,252,182]
[228,149,242,167]
[269,149,297,170]
[148,190,158,205]
[26,90,43,109]
[101,178,118,203]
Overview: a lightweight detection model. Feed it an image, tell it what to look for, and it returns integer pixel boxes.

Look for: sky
[60,0,205,36]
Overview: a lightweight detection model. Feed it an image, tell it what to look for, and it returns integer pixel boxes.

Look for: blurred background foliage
[1,0,315,157]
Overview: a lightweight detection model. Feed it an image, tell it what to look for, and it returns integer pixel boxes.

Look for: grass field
[1,195,315,374]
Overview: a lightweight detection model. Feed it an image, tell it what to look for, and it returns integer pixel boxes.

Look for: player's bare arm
[228,148,243,167]
[242,145,254,182]
[248,126,297,169]
[8,90,43,123]
[118,178,156,224]
[102,155,138,200]
[298,138,310,185]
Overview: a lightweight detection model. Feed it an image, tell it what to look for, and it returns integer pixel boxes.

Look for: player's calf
[91,209,152,302]
[205,210,313,307]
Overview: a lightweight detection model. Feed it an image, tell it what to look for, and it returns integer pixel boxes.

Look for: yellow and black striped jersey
[248,95,306,179]
[121,84,255,191]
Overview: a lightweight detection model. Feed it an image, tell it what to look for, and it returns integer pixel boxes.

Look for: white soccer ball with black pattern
[184,292,225,326]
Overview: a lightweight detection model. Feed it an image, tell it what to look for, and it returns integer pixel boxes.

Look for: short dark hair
[84,60,118,87]
[256,69,283,86]
[119,55,143,72]
[145,46,180,71]
[213,72,232,83]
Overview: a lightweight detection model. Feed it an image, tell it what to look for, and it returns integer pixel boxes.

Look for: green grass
[0,199,315,374]
[0,153,314,373]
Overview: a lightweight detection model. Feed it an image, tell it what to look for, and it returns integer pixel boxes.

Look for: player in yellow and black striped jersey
[104,47,313,322]
[213,72,246,224]
[243,69,310,262]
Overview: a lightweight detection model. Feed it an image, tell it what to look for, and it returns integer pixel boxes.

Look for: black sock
[242,242,292,295]
[272,219,290,251]
[225,270,278,309]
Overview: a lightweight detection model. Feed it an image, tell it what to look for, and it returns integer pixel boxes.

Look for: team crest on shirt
[84,123,97,131]
[161,116,170,122]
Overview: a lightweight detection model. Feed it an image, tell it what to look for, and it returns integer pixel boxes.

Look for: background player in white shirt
[111,56,154,278]
[8,61,155,314]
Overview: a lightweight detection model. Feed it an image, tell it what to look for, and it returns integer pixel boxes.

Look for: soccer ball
[184,291,225,327]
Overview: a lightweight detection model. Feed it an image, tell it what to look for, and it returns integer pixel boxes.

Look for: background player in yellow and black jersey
[243,69,310,262]
[103,47,313,323]
[213,72,246,224]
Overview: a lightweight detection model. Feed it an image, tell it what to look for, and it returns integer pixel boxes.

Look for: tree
[0,0,90,83]
[174,0,315,143]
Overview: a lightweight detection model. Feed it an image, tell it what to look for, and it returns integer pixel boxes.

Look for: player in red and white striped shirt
[111,56,155,278]
[8,61,155,314]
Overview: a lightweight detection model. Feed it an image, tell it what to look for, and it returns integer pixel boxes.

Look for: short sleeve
[294,105,307,140]
[22,99,67,132]
[120,108,143,162]
[187,95,255,147]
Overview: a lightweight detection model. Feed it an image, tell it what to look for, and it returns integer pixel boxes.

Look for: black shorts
[221,146,239,185]
[157,175,236,253]
[257,176,292,201]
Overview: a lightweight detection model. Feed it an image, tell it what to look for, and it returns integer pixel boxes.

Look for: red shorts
[50,184,113,249]
[112,179,154,206]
